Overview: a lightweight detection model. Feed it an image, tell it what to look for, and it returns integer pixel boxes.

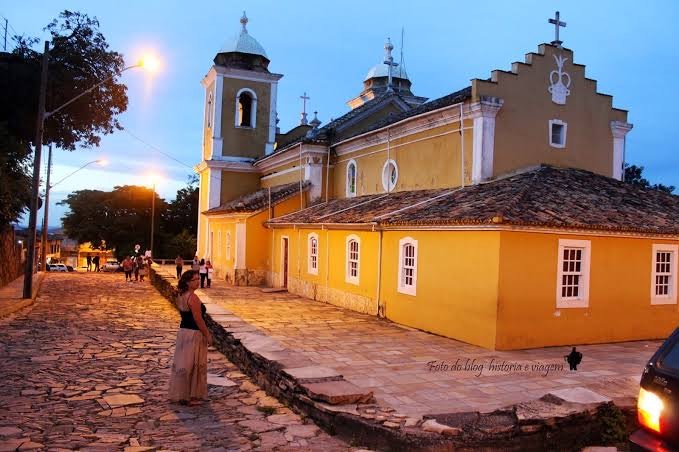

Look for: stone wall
[0,226,22,288]
[288,276,377,315]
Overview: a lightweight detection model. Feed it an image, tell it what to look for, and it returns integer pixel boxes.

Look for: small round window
[382,159,398,192]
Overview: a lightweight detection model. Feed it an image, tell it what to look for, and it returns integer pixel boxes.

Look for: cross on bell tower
[548,11,567,48]
[300,92,310,125]
[383,38,399,94]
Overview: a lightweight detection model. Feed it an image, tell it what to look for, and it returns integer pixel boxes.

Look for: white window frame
[651,244,678,305]
[382,159,399,192]
[345,234,360,285]
[225,231,232,261]
[549,119,567,149]
[308,233,319,275]
[346,159,357,198]
[234,87,257,128]
[556,239,591,308]
[397,237,418,296]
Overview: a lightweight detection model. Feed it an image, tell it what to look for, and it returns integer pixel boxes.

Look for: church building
[196,12,679,350]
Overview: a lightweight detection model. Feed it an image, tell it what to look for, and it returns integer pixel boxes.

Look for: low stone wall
[288,276,377,315]
[149,264,637,451]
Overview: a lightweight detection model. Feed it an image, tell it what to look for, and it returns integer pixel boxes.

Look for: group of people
[121,255,151,282]
[175,256,214,288]
[86,255,100,272]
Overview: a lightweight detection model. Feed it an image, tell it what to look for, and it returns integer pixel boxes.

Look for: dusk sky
[3,0,678,227]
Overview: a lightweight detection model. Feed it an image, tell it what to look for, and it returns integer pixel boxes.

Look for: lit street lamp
[40,158,108,271]
[23,40,158,299]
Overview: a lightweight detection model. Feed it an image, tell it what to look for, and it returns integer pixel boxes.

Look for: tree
[59,185,166,258]
[162,175,199,236]
[0,122,32,225]
[624,163,676,194]
[7,10,128,149]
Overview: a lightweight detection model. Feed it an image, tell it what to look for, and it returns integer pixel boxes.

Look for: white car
[102,260,121,272]
[48,263,68,272]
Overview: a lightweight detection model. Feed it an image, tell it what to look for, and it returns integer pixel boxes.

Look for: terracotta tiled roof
[204,181,310,215]
[267,166,679,235]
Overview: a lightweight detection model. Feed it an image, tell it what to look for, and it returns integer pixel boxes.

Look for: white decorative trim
[307,232,319,275]
[305,162,324,203]
[345,234,360,285]
[225,231,232,260]
[548,54,572,105]
[381,159,399,192]
[470,98,502,184]
[260,166,301,181]
[195,159,258,174]
[346,159,358,197]
[611,121,633,181]
[397,237,418,296]
[267,82,278,156]
[213,76,224,143]
[207,168,222,209]
[556,239,591,308]
[217,230,221,258]
[235,222,246,270]
[255,145,328,172]
[235,88,257,129]
[280,235,289,287]
[214,65,283,83]
[549,119,567,148]
[651,244,678,305]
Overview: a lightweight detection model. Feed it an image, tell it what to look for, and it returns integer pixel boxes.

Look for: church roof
[204,181,310,215]
[218,13,268,59]
[267,166,679,235]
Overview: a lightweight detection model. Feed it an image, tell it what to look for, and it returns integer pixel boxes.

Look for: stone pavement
[0,272,367,451]
[0,272,45,317]
[193,277,656,420]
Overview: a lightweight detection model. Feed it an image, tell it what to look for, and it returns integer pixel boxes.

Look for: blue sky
[3,0,678,227]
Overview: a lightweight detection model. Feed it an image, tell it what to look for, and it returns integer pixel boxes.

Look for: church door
[281,237,289,288]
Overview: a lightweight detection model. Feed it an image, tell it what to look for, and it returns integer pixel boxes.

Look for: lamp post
[40,158,107,271]
[23,40,157,299]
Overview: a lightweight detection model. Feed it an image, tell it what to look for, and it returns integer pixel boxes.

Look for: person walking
[198,259,207,288]
[206,260,214,288]
[168,270,213,405]
[92,255,100,272]
[191,256,200,272]
[122,256,134,282]
[175,255,184,279]
[86,255,92,272]
[134,255,144,281]
[138,256,147,282]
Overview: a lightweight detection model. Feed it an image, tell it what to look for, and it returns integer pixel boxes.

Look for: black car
[630,328,679,451]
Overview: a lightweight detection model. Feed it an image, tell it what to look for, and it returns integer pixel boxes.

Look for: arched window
[235,88,257,128]
[346,234,360,285]
[382,159,399,192]
[398,237,418,296]
[308,233,319,275]
[346,159,357,197]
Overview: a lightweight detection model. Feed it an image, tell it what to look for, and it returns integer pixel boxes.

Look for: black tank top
[179,301,206,330]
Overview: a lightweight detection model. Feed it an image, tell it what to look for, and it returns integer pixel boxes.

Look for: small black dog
[565,346,583,371]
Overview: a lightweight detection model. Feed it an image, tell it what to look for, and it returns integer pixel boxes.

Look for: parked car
[630,328,679,450]
[48,263,68,272]
[102,260,121,272]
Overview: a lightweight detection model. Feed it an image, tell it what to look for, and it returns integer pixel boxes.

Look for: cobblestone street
[0,273,359,451]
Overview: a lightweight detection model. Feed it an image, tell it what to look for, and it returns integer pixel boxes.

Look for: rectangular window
[398,237,418,296]
[346,235,360,285]
[556,239,590,308]
[308,234,319,275]
[651,245,678,305]
[549,119,567,148]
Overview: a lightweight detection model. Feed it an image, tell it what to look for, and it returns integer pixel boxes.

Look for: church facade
[196,13,679,350]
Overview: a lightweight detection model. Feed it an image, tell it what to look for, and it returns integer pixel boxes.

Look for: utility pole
[3,18,7,52]
[40,144,53,272]
[23,41,49,299]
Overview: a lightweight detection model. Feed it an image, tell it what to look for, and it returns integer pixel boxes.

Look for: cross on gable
[300,92,310,125]
[548,11,566,48]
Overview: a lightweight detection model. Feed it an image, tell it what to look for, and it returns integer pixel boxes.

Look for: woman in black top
[168,270,213,404]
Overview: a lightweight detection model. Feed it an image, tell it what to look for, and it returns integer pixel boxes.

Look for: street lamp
[23,40,158,299]
[40,158,108,271]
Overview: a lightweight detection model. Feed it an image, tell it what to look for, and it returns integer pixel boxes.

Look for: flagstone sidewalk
[184,271,655,419]
[0,272,45,317]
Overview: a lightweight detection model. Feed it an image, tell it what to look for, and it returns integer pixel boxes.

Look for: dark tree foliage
[624,163,676,194]
[0,122,32,225]
[8,10,128,149]
[162,175,198,236]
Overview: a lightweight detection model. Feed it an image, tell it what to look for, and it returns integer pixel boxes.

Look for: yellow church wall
[220,170,261,204]
[220,78,272,160]
[203,219,237,281]
[333,120,473,197]
[270,227,379,315]
[381,231,500,350]
[202,80,215,160]
[261,167,305,188]
[495,231,679,350]
[473,45,628,179]
[334,104,402,142]
[197,171,210,259]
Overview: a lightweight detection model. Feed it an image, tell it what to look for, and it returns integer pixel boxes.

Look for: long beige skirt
[168,328,208,402]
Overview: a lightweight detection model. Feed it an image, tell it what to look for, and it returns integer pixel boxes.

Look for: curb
[0,272,46,318]
[150,266,636,451]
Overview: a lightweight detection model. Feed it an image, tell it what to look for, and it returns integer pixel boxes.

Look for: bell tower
[196,12,282,258]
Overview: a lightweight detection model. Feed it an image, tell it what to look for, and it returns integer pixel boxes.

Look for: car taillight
[638,387,664,433]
